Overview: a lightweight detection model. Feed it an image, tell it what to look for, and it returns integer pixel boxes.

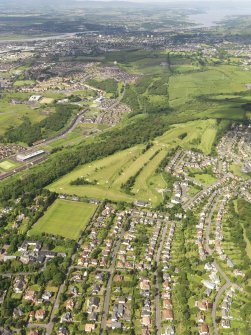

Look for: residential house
[199,324,209,335]
[35,309,46,321]
[162,309,174,321]
[84,324,95,333]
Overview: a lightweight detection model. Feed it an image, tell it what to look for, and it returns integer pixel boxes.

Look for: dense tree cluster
[238,199,251,242]
[122,73,170,115]
[70,177,97,186]
[148,77,168,96]
[88,78,118,96]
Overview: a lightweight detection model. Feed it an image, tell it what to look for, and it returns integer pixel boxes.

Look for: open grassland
[48,119,217,206]
[0,92,66,135]
[169,66,250,107]
[29,199,97,240]
[106,50,250,122]
[169,65,251,120]
[0,102,45,135]
[107,50,203,76]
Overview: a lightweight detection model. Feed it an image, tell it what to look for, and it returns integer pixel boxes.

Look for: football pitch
[29,199,97,240]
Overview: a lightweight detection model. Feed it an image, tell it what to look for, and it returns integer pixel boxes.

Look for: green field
[0,159,19,171]
[193,173,217,186]
[29,199,97,240]
[0,104,43,135]
[13,80,35,87]
[0,92,66,135]
[230,163,249,179]
[169,65,251,120]
[48,119,217,206]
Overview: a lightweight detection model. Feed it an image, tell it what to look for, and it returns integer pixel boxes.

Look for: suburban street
[154,222,170,335]
[100,227,125,335]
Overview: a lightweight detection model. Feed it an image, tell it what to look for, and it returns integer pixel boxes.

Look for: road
[202,191,233,335]
[0,82,126,182]
[100,227,125,335]
[204,192,221,255]
[96,81,126,124]
[211,280,231,335]
[33,109,87,147]
[47,279,67,334]
[183,181,219,210]
[154,222,170,335]
[165,149,183,172]
[0,109,87,181]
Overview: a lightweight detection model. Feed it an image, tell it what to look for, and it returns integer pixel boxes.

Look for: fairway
[48,119,218,207]
[29,199,97,240]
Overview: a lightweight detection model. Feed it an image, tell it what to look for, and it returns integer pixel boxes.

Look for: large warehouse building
[16,150,45,162]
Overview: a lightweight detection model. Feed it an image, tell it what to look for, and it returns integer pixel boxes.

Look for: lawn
[29,199,97,240]
[40,97,55,104]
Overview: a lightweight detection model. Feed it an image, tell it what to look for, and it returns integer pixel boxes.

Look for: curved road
[0,109,87,181]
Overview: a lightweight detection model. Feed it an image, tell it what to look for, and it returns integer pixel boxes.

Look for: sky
[89,0,250,2]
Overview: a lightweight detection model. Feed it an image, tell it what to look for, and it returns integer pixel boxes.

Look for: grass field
[169,65,251,120]
[40,97,55,104]
[0,92,66,135]
[0,159,19,171]
[29,199,97,240]
[0,95,45,135]
[48,119,217,206]
[193,173,217,186]
[230,163,249,179]
[13,80,35,87]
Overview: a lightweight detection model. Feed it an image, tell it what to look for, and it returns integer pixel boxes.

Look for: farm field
[48,119,218,206]
[29,199,97,240]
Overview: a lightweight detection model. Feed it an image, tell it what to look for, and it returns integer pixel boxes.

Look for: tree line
[0,114,170,204]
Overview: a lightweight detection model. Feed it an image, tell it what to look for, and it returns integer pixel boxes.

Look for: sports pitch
[0,160,17,171]
[29,199,97,240]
